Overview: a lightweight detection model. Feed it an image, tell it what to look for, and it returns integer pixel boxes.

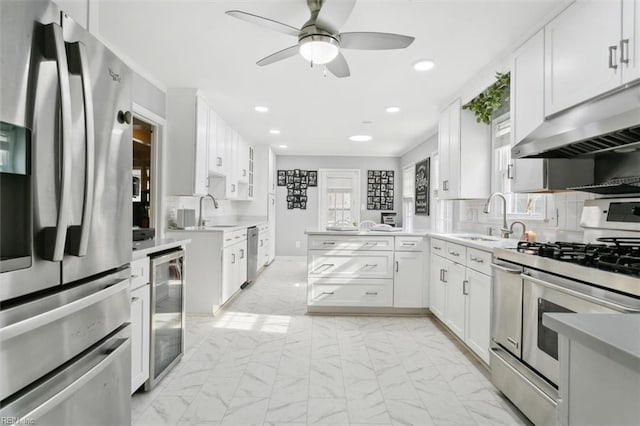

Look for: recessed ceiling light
[385,106,400,113]
[278,144,288,149]
[254,105,269,113]
[269,129,280,135]
[349,135,373,142]
[413,59,435,71]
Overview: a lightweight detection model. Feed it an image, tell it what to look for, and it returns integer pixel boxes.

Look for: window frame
[318,169,361,228]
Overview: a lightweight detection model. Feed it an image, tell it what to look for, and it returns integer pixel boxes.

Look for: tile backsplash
[453,191,595,243]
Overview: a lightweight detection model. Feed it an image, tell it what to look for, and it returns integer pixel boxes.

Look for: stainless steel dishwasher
[243,226,259,289]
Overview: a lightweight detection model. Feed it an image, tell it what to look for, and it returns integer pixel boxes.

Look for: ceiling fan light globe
[299,35,340,64]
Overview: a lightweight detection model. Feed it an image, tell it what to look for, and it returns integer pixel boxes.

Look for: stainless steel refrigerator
[0,1,133,424]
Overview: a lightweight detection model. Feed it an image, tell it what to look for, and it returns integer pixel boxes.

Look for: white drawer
[308,251,393,278]
[224,229,247,247]
[308,278,393,307]
[430,238,446,256]
[308,235,394,251]
[395,236,425,252]
[466,247,492,275]
[130,257,149,290]
[445,241,467,264]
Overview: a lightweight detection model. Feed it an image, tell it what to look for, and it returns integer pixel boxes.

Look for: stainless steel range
[490,197,640,426]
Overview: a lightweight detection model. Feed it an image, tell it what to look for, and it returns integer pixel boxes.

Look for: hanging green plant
[462,72,510,125]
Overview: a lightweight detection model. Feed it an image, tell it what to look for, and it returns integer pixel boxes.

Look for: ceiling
[97,0,566,157]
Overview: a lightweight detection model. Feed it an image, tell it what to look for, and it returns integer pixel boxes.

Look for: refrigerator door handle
[65,41,95,257]
[40,23,72,262]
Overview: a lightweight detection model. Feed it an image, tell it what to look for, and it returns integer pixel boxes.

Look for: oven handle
[491,263,522,274]
[521,273,639,313]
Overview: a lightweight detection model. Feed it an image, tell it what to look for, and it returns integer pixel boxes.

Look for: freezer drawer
[0,325,131,426]
[308,250,394,279]
[0,268,130,401]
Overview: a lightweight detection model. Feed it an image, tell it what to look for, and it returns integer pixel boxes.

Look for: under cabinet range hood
[512,83,640,159]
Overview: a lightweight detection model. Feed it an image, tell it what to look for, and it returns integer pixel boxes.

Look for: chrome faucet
[198,194,219,226]
[509,220,527,240]
[483,192,511,238]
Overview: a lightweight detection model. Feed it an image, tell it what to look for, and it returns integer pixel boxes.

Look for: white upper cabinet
[544,0,636,115]
[166,89,210,196]
[512,30,545,147]
[225,128,239,200]
[208,110,226,177]
[622,0,640,83]
[237,137,250,185]
[438,99,490,200]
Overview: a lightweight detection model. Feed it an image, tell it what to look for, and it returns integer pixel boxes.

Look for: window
[402,164,415,229]
[492,114,546,219]
[318,170,360,227]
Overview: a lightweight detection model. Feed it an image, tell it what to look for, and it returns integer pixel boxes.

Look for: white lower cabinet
[222,239,247,305]
[429,254,447,320]
[430,238,492,364]
[307,234,426,310]
[393,251,424,308]
[465,268,491,364]
[445,261,466,340]
[130,283,150,394]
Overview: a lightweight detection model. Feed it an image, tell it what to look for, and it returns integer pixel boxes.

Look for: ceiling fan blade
[316,0,356,34]
[326,52,350,78]
[256,45,300,66]
[225,10,300,37]
[340,32,415,50]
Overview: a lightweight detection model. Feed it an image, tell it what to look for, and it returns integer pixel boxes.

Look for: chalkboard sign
[415,158,430,215]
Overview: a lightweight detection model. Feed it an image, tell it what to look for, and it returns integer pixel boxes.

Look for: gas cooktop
[516,237,640,276]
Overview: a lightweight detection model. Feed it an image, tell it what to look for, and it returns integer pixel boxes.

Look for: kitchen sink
[453,235,500,242]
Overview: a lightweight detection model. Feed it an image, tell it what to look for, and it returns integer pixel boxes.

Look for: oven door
[522,269,637,386]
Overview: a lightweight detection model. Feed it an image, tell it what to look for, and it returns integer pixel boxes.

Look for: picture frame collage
[277,169,317,210]
[367,170,394,210]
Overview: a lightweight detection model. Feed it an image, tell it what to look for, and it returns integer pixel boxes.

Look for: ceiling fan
[225,0,415,78]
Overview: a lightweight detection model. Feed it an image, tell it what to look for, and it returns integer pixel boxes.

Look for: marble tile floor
[132,258,531,426]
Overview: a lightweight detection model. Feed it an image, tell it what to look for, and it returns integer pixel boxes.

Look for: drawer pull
[323,241,336,245]
[449,251,460,257]
[365,291,378,295]
[470,256,484,263]
[433,246,442,251]
[364,264,378,268]
[402,242,416,246]
[313,263,335,273]
[321,291,335,295]
[364,242,378,246]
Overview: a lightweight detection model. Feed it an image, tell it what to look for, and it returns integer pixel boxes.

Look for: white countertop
[167,219,268,233]
[428,233,519,251]
[544,313,640,372]
[132,238,191,260]
[305,228,430,237]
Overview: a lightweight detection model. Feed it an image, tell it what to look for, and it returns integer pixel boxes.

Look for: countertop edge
[132,238,191,260]
[166,220,269,233]
[428,233,519,251]
[305,229,429,237]
[543,313,640,372]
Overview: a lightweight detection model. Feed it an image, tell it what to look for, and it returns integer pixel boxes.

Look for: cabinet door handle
[507,163,514,180]
[260,240,264,247]
[608,45,618,70]
[217,156,222,167]
[463,280,469,295]
[231,183,236,192]
[439,268,444,282]
[507,337,519,349]
[442,180,449,191]
[442,269,447,283]
[242,169,247,176]
[395,260,399,272]
[620,39,630,65]
[365,291,378,295]
[240,249,245,259]
[231,253,236,264]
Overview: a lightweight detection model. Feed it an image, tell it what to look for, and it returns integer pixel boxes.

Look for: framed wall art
[366,170,394,210]
[278,169,318,209]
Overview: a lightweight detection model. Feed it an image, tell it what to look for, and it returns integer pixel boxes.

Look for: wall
[275,155,401,256]
[400,134,439,231]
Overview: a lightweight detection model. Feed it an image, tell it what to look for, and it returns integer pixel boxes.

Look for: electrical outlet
[295,241,301,248]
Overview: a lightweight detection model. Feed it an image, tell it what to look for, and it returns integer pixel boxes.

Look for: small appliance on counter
[381,212,397,226]
[133,227,155,242]
[176,209,196,229]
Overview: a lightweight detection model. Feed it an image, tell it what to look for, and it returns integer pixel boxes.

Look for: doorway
[132,118,153,229]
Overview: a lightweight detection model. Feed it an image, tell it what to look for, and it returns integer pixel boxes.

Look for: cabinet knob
[117,110,132,124]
